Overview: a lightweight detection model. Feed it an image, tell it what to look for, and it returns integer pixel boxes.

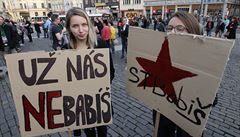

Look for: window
[43,12,46,16]
[24,3,27,9]
[33,3,37,8]
[48,3,51,8]
[41,3,44,8]
[2,2,6,9]
[20,3,23,9]
[35,12,38,16]
[123,0,130,5]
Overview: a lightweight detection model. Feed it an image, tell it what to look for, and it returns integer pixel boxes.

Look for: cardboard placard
[127,27,234,136]
[5,49,112,137]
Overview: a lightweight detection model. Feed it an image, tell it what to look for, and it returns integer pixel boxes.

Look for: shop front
[122,9,143,20]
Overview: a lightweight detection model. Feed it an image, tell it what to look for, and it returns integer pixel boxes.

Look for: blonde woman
[65,7,115,137]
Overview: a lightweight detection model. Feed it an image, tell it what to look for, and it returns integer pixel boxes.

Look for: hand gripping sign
[127,27,234,137]
[5,49,112,136]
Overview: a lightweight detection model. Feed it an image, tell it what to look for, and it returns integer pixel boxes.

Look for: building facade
[51,0,83,15]
[83,0,120,18]
[144,0,240,20]
[0,0,18,20]
[14,0,50,20]
[120,0,146,19]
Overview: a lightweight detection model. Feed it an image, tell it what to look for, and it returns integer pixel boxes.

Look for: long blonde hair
[66,7,97,49]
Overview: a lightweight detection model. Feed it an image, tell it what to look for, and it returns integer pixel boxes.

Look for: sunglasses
[166,25,187,33]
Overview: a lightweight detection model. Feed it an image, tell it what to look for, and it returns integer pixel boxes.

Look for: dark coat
[25,21,32,34]
[121,24,129,38]
[34,23,41,33]
[1,23,17,49]
[227,21,238,39]
[0,29,4,51]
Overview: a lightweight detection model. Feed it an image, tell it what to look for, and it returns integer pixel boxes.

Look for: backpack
[110,26,116,40]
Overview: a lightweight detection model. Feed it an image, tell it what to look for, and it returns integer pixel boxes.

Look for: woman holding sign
[153,11,201,137]
[65,7,115,137]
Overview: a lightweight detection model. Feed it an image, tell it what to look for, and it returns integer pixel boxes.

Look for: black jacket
[34,23,41,33]
[121,24,129,38]
[0,23,17,49]
[227,21,238,39]
[0,29,4,51]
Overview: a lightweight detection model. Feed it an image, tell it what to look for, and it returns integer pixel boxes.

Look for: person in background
[223,15,230,33]
[101,20,111,48]
[44,12,53,39]
[24,20,33,42]
[156,17,166,32]
[205,17,214,36]
[34,21,41,38]
[117,18,122,37]
[94,17,103,35]
[0,16,6,52]
[153,17,158,31]
[141,16,148,29]
[51,14,66,50]
[42,20,48,38]
[154,11,201,137]
[215,17,225,38]
[226,16,238,39]
[1,18,18,53]
[10,20,21,52]
[19,20,25,45]
[109,22,116,54]
[65,7,114,137]
[120,17,129,59]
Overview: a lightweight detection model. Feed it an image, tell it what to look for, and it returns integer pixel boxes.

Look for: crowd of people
[0,7,239,137]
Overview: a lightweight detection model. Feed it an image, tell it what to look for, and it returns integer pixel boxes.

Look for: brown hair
[65,7,97,49]
[170,11,201,35]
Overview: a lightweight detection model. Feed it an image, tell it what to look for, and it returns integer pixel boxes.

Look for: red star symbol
[136,38,197,102]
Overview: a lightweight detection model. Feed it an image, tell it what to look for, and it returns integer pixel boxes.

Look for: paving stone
[224,133,234,137]
[203,130,213,136]
[0,118,6,125]
[213,132,223,137]
[2,132,11,137]
[108,128,119,137]
[125,116,137,124]
[124,127,136,136]
[7,119,16,127]
[116,128,128,137]
[10,126,20,136]
[126,111,137,119]
[0,124,9,134]
[135,127,147,136]
[207,125,224,135]
[125,121,136,130]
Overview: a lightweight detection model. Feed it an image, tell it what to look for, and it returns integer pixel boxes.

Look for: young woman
[226,16,238,39]
[65,7,115,137]
[153,11,201,137]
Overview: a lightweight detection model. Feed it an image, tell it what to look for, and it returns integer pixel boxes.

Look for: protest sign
[127,27,234,136]
[5,49,112,136]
